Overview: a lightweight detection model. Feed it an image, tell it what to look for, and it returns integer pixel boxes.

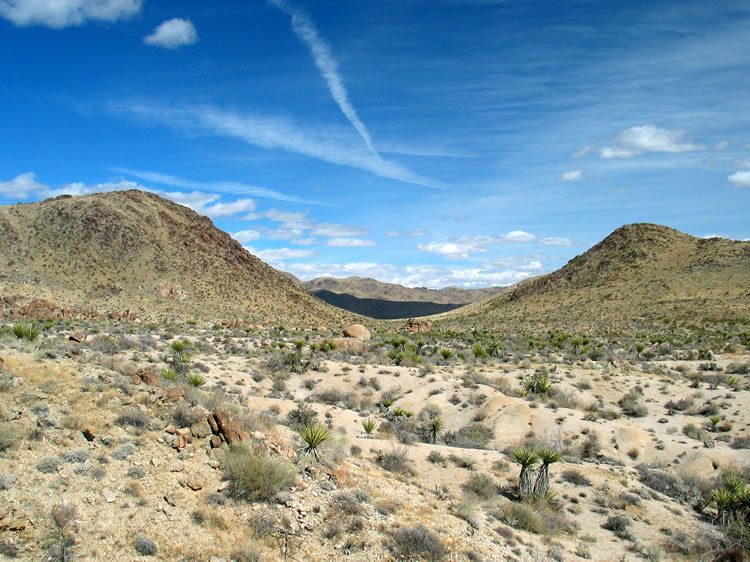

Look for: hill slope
[439,223,750,331]
[303,276,506,304]
[0,190,354,326]
[302,276,507,319]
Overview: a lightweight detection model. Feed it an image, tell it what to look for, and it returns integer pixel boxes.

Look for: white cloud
[254,247,316,262]
[385,231,402,237]
[161,190,255,217]
[598,125,705,159]
[409,228,426,236]
[312,223,369,237]
[326,238,376,247]
[418,231,536,260]
[270,0,374,153]
[417,241,484,260]
[572,145,595,159]
[503,230,535,242]
[0,0,140,28]
[540,236,574,246]
[715,140,729,150]
[728,171,750,187]
[232,229,260,243]
[701,233,725,239]
[281,259,539,289]
[109,103,442,188]
[0,172,48,198]
[144,18,198,49]
[559,169,583,182]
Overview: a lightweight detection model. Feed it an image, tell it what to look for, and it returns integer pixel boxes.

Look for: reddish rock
[138,369,161,387]
[212,407,247,445]
[207,414,219,434]
[164,387,184,402]
[132,375,142,385]
[210,435,222,448]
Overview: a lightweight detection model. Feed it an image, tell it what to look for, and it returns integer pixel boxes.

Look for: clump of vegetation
[462,473,498,500]
[618,388,648,417]
[221,445,296,502]
[361,418,377,438]
[0,423,19,452]
[387,525,447,560]
[297,424,333,462]
[376,446,414,475]
[522,370,552,396]
[134,536,157,556]
[12,322,40,341]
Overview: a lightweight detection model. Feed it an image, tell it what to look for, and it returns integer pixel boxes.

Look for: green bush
[462,473,497,500]
[222,445,296,502]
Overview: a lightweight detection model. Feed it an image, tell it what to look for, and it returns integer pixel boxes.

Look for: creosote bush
[222,445,296,502]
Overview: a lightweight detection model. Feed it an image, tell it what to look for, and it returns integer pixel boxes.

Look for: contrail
[270,0,376,154]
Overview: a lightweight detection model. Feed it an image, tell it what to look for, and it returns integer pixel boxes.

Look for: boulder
[212,407,247,445]
[328,337,367,355]
[342,324,371,340]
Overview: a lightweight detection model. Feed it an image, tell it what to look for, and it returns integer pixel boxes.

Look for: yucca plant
[532,447,561,500]
[440,348,454,360]
[487,338,504,358]
[170,339,188,353]
[186,373,206,387]
[713,488,736,527]
[361,418,377,438]
[423,416,444,444]
[161,367,178,381]
[298,423,332,462]
[512,447,539,500]
[708,415,721,432]
[380,395,394,410]
[12,323,40,342]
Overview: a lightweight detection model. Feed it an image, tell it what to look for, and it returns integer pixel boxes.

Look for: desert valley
[0,191,749,561]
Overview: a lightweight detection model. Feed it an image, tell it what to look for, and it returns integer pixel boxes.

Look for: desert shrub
[286,400,318,429]
[462,473,498,500]
[115,408,150,430]
[562,470,591,487]
[603,515,632,538]
[0,423,19,452]
[443,423,494,449]
[578,433,601,459]
[37,456,63,473]
[315,388,354,405]
[222,445,296,502]
[332,491,367,516]
[501,503,575,536]
[134,536,157,556]
[427,450,445,465]
[111,442,135,460]
[186,373,206,387]
[172,403,205,428]
[0,473,15,490]
[665,397,693,412]
[725,362,750,375]
[638,467,699,503]
[731,436,750,449]
[682,423,705,441]
[127,466,146,480]
[63,450,89,463]
[376,446,414,475]
[618,389,648,417]
[387,525,447,561]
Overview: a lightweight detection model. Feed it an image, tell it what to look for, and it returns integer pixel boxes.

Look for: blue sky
[1,0,749,289]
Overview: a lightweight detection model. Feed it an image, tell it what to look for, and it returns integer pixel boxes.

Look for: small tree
[422,416,444,444]
[532,447,561,499]
[512,447,539,500]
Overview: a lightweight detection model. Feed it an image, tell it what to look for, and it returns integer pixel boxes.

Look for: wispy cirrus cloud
[113,167,308,203]
[540,237,574,246]
[270,0,374,153]
[418,231,537,260]
[108,103,441,188]
[0,0,140,28]
[144,18,198,49]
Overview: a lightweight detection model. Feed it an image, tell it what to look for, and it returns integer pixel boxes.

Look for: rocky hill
[302,276,506,319]
[0,190,355,326]
[438,223,750,332]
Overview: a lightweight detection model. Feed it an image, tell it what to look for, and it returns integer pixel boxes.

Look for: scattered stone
[190,420,212,439]
[212,408,247,445]
[102,488,116,503]
[164,387,184,402]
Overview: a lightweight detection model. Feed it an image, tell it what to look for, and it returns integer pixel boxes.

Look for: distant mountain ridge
[438,223,750,331]
[0,190,356,326]
[301,276,508,319]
